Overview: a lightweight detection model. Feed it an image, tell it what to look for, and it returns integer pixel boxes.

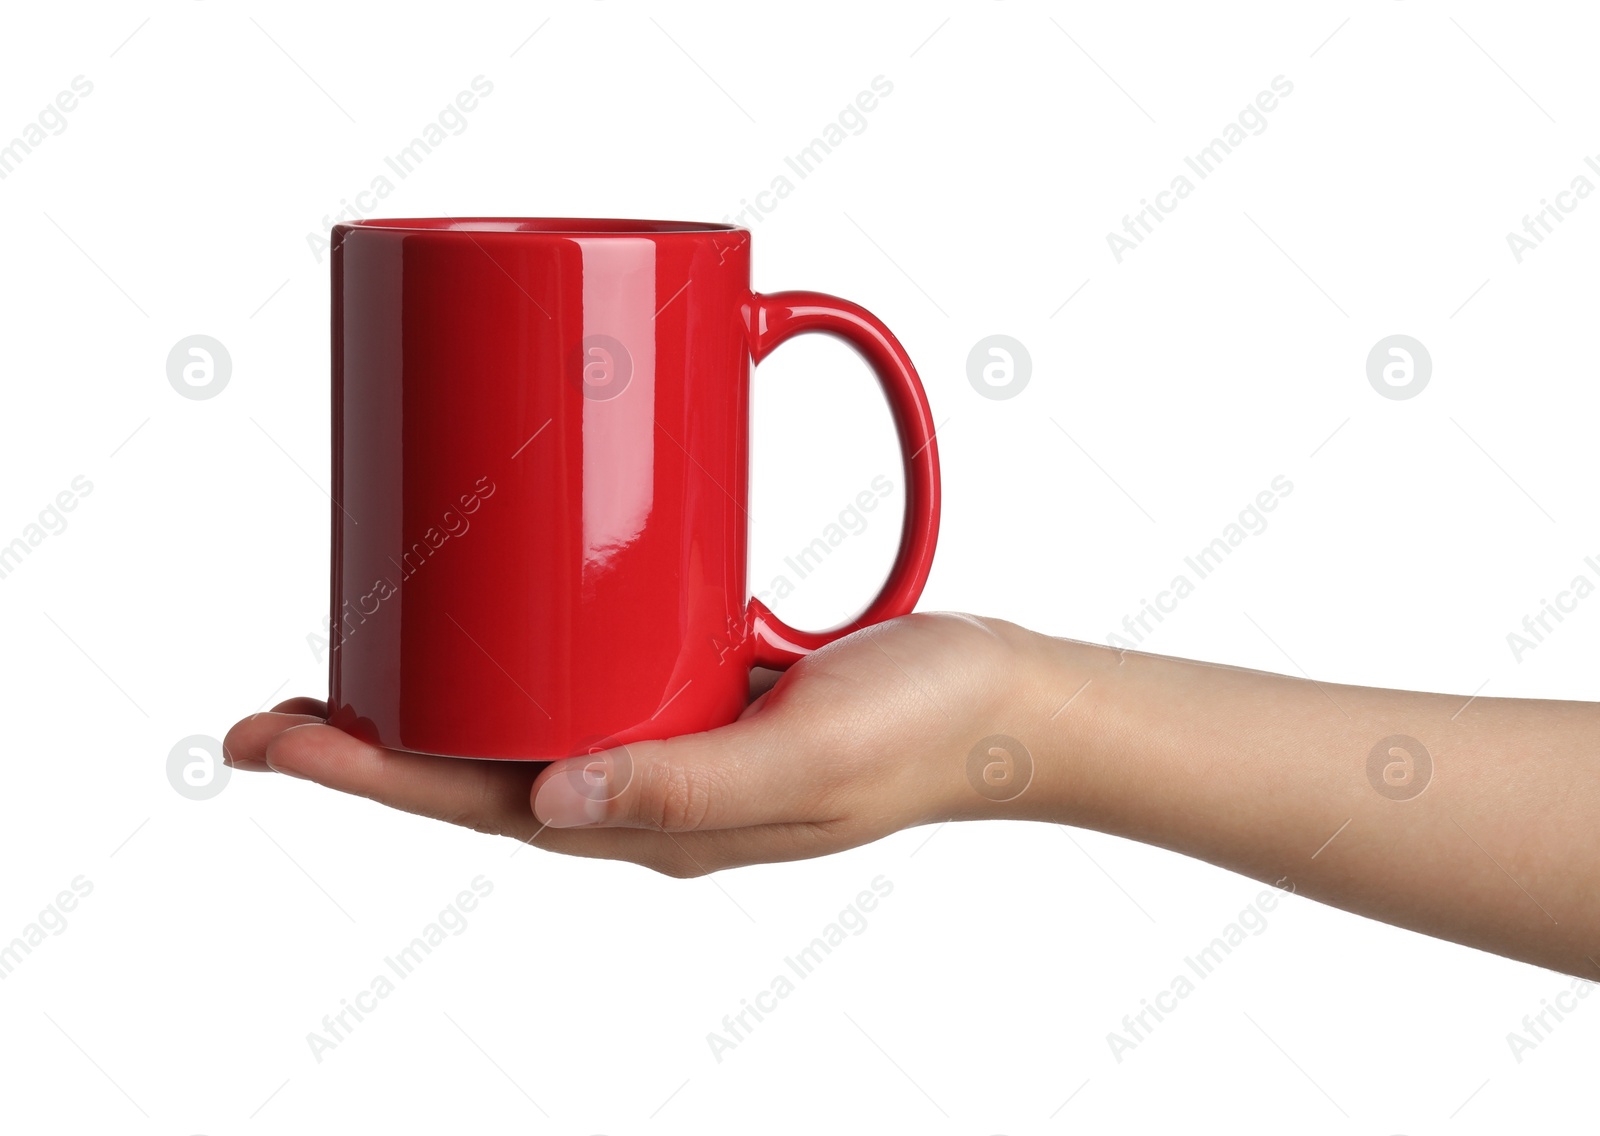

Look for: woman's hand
[223,613,1036,876]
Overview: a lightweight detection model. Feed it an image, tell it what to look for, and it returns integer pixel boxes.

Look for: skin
[224,612,1600,978]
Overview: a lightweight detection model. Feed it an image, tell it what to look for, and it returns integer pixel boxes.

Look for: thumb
[531,717,809,831]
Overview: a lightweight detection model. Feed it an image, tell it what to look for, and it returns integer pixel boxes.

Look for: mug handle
[743,290,941,669]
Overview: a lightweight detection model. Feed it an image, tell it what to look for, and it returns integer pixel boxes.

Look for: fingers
[530,715,826,832]
[273,696,328,717]
[230,689,842,854]
[244,715,854,871]
[224,698,328,771]
[224,709,325,772]
[250,718,545,841]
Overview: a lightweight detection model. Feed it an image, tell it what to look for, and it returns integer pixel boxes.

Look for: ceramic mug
[328,218,940,760]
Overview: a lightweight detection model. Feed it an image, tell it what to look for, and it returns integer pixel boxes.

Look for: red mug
[328,218,940,761]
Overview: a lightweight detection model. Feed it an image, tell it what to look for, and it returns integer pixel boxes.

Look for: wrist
[938,618,1122,827]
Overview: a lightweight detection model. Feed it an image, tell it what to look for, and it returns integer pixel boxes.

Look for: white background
[2,0,1597,1131]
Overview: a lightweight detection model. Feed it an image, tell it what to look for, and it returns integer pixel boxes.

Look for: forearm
[985,622,1600,976]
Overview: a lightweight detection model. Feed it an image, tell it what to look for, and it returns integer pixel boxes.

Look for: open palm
[224,613,1018,875]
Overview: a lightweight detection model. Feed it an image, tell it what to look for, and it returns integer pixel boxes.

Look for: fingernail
[533,762,609,828]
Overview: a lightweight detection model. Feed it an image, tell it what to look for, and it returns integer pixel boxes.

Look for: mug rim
[334,217,745,236]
